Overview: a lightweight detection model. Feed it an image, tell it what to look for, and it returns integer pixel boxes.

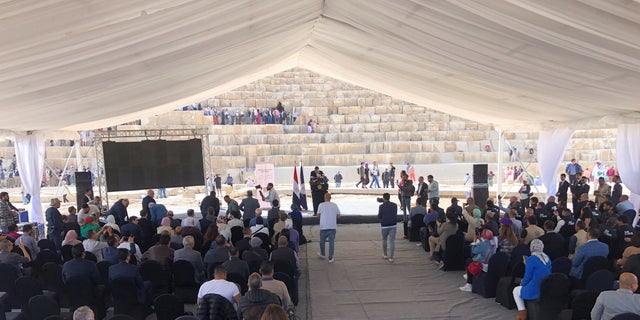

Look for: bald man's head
[619,272,639,292]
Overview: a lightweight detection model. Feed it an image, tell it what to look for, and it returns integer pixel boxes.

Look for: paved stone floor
[298,223,518,320]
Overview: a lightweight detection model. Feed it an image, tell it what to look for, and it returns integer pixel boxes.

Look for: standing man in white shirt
[317,193,340,263]
[427,175,440,206]
[260,183,280,207]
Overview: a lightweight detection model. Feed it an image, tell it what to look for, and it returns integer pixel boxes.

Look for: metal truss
[93,130,108,208]
[99,128,209,140]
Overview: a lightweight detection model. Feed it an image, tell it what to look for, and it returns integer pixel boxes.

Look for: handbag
[467,261,483,277]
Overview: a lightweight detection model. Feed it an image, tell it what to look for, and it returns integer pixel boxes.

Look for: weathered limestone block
[364,123,381,133]
[324,125,342,135]
[430,113,450,122]
[264,124,284,134]
[391,141,411,153]
[449,121,467,131]
[444,142,457,152]
[455,142,468,152]
[374,106,390,114]
[467,141,482,152]
[385,132,399,141]
[379,122,392,132]
[339,106,361,115]
[360,107,376,115]
[397,132,412,142]
[412,114,431,123]
[414,153,441,164]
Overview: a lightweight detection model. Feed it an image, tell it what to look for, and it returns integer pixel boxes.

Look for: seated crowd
[0,189,303,320]
[411,187,640,320]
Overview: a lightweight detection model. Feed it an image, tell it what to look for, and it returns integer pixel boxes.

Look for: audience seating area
[414,198,640,320]
[1,211,301,320]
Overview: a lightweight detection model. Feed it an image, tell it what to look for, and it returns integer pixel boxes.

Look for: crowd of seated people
[414,190,640,319]
[0,189,303,320]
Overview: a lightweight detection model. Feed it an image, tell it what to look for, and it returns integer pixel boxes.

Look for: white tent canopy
[1,0,640,132]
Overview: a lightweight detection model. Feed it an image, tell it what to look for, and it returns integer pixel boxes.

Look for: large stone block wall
[0,68,618,185]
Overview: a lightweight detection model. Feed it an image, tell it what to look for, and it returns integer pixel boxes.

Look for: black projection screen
[103,139,204,191]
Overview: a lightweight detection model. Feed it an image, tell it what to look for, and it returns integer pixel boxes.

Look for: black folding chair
[153,294,185,320]
[27,295,59,320]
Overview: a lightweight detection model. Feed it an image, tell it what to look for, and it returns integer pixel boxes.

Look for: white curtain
[617,124,640,221]
[537,128,575,198]
[14,133,45,223]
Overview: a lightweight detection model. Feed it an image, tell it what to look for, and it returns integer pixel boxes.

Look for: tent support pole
[497,130,503,199]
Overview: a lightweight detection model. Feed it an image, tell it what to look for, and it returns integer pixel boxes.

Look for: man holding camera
[378,193,398,263]
[259,183,280,207]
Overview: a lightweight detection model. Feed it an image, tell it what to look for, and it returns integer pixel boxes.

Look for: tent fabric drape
[616,124,640,220]
[537,128,574,198]
[14,133,45,224]
[1,1,640,132]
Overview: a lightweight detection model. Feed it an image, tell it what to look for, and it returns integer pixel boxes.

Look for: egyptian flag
[299,163,308,210]
[292,165,301,208]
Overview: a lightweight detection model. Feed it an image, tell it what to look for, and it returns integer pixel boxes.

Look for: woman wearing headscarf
[464,208,484,243]
[512,239,552,320]
[285,218,299,253]
[157,217,174,236]
[61,230,81,246]
[105,215,121,233]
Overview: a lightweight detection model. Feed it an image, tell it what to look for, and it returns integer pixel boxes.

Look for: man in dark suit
[269,236,298,276]
[81,189,94,207]
[235,228,252,259]
[137,211,155,251]
[416,176,429,205]
[556,173,570,205]
[141,190,155,215]
[200,190,220,218]
[539,220,566,261]
[62,243,102,285]
[222,247,249,280]
[45,198,64,251]
[107,198,130,226]
[110,249,149,304]
[571,228,609,279]
[239,191,260,227]
[120,216,143,240]
[611,175,623,207]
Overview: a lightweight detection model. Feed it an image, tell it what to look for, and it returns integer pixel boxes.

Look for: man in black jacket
[416,176,429,205]
[45,198,64,251]
[378,193,398,263]
[200,190,220,217]
[556,173,570,205]
[107,198,130,226]
[141,190,155,215]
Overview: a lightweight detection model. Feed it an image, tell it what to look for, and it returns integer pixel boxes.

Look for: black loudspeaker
[473,164,489,208]
[75,172,93,209]
[473,164,488,184]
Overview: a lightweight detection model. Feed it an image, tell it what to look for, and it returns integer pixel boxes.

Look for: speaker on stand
[75,172,93,210]
[472,164,489,209]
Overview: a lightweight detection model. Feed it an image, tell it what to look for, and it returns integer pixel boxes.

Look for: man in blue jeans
[378,193,398,263]
[317,193,340,263]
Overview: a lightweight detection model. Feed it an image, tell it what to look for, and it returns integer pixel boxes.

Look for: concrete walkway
[297,223,518,320]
